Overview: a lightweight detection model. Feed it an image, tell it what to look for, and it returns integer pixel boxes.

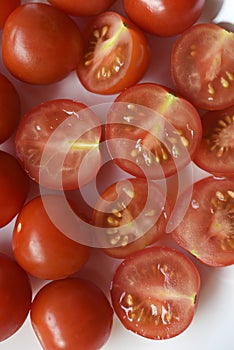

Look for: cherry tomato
[171,23,234,110]
[76,11,150,95]
[15,99,101,190]
[92,178,171,258]
[2,3,83,85]
[12,195,91,280]
[0,252,32,342]
[0,0,20,29]
[30,277,113,350]
[0,73,21,144]
[193,106,234,176]
[172,176,234,267]
[47,0,116,17]
[123,0,205,37]
[105,83,202,179]
[0,150,29,228]
[111,246,200,340]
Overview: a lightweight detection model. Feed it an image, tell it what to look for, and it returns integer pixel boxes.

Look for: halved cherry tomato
[105,83,202,179]
[111,246,200,340]
[193,106,234,176]
[172,176,234,267]
[31,277,113,350]
[123,0,205,37]
[0,252,32,342]
[2,3,83,84]
[47,0,116,17]
[171,23,234,110]
[12,195,91,280]
[0,150,29,228]
[15,99,101,190]
[76,11,150,95]
[0,0,20,29]
[0,73,21,144]
[92,178,171,258]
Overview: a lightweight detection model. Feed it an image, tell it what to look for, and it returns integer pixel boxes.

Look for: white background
[0,0,234,349]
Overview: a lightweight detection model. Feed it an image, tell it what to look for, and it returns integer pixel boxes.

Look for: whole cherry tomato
[0,252,32,342]
[2,3,83,84]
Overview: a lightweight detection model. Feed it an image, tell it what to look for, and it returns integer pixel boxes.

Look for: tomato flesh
[111,246,200,340]
[106,83,202,179]
[30,277,113,350]
[77,11,150,95]
[171,23,234,110]
[172,176,234,267]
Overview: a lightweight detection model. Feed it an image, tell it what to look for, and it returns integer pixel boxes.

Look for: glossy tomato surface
[0,0,20,29]
[2,3,83,84]
[172,176,234,267]
[77,11,150,95]
[0,73,21,144]
[47,0,116,16]
[123,0,205,37]
[171,23,234,110]
[111,246,200,340]
[12,195,91,280]
[30,277,113,350]
[193,105,234,176]
[0,252,32,342]
[0,150,29,228]
[15,99,101,190]
[92,178,171,258]
[106,83,202,179]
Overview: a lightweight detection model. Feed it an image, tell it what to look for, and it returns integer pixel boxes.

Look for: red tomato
[0,73,21,144]
[76,11,150,95]
[193,106,234,176]
[47,0,116,16]
[2,3,83,85]
[0,252,32,342]
[0,150,29,228]
[172,176,234,267]
[92,178,171,258]
[0,0,20,29]
[111,246,200,340]
[123,0,205,37]
[171,23,234,110]
[30,277,113,350]
[12,195,91,280]
[15,99,101,190]
[105,83,202,179]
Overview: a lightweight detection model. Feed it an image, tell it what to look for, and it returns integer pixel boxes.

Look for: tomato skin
[30,277,113,350]
[2,3,83,85]
[123,0,205,37]
[12,195,91,280]
[47,0,116,17]
[0,150,29,228]
[0,252,32,342]
[111,246,200,340]
[0,73,21,144]
[77,11,150,95]
[172,176,234,267]
[92,178,171,258]
[0,0,20,29]
[106,83,202,179]
[15,99,102,190]
[171,23,234,110]
[193,106,234,177]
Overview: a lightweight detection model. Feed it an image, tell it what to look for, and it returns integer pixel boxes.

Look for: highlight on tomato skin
[30,277,114,350]
[171,23,234,110]
[193,105,234,177]
[76,11,150,95]
[172,176,234,267]
[111,246,201,340]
